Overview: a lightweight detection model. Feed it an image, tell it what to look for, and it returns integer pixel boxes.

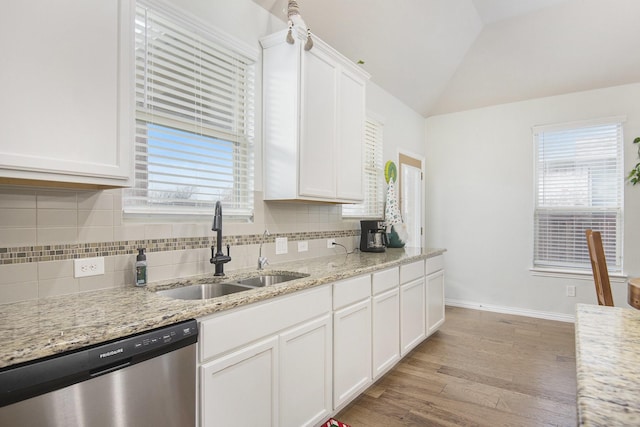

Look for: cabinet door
[200,337,279,427]
[372,288,400,379]
[0,0,131,187]
[333,298,372,409]
[280,314,332,427]
[426,270,445,336]
[400,278,426,356]
[299,46,337,199]
[335,69,365,202]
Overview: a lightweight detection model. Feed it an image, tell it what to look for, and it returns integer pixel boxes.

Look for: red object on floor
[322,419,351,427]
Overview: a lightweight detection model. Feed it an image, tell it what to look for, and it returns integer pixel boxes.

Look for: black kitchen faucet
[210,201,231,276]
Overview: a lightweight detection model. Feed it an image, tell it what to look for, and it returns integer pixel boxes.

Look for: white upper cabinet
[336,70,366,200]
[261,29,369,203]
[0,0,132,188]
[299,45,338,199]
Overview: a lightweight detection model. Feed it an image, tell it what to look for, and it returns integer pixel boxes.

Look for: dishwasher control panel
[88,319,198,367]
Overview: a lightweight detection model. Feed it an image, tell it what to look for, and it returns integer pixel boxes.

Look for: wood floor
[335,306,577,427]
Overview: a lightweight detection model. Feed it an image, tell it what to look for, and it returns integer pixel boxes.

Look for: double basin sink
[156,272,309,300]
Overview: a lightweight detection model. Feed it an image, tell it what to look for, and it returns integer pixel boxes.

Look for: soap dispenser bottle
[135,248,147,286]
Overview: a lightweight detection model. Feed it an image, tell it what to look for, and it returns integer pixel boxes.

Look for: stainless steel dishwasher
[0,319,198,427]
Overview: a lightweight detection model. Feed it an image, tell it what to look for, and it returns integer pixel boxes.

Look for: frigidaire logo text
[99,348,124,359]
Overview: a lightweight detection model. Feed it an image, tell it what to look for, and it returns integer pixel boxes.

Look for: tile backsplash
[0,186,362,304]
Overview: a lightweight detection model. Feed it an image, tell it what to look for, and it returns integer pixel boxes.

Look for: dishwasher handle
[90,360,132,377]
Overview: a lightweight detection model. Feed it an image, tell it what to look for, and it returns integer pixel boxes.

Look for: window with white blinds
[533,119,624,273]
[123,2,256,219]
[343,117,384,218]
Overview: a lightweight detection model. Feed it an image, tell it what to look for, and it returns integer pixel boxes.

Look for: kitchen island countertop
[0,247,444,368]
[575,303,640,426]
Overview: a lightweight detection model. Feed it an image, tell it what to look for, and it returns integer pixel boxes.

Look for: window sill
[530,267,628,284]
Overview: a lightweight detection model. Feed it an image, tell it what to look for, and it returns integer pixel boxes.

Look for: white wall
[426,83,640,318]
[366,81,427,163]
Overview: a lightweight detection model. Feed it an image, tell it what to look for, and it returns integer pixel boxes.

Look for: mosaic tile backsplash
[0,230,359,265]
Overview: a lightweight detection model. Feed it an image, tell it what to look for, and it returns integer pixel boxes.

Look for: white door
[399,154,424,248]
[333,298,372,409]
[299,46,337,199]
[400,278,426,356]
[200,337,279,427]
[280,314,332,427]
[335,69,365,202]
[372,287,400,379]
[426,270,445,336]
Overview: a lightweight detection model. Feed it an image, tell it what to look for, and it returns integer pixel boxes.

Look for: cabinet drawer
[199,285,331,361]
[426,255,444,275]
[333,275,371,310]
[372,267,399,295]
[400,261,425,284]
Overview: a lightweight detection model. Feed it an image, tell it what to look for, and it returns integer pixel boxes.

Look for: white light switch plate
[74,257,105,278]
[298,241,308,252]
[275,237,288,255]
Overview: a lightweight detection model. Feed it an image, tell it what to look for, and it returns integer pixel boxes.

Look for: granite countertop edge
[0,247,445,368]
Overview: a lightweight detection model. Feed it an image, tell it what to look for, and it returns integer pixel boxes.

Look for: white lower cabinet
[425,254,446,337]
[372,287,400,379]
[400,278,426,356]
[426,269,445,336]
[197,257,445,426]
[198,285,332,427]
[201,337,279,427]
[333,298,372,409]
[332,275,372,410]
[399,260,427,356]
[371,267,400,380]
[280,314,332,427]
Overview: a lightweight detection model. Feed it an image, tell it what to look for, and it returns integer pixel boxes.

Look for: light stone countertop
[575,303,640,426]
[0,247,444,369]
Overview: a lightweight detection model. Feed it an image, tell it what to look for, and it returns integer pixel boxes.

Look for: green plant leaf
[627,136,640,185]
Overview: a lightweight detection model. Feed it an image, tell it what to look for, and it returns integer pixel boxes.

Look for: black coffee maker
[360,220,388,253]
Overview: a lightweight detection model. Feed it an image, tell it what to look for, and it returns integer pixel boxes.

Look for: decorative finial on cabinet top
[285,0,313,50]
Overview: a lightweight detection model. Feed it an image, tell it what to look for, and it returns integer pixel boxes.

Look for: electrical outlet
[327,238,336,248]
[566,285,576,297]
[298,241,308,252]
[74,257,105,278]
[275,237,288,255]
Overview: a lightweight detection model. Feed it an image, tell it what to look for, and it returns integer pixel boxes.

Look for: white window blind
[124,2,255,219]
[343,117,384,218]
[533,119,624,273]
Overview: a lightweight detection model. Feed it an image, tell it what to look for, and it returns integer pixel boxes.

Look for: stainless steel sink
[156,282,254,300]
[156,271,309,300]
[234,273,307,287]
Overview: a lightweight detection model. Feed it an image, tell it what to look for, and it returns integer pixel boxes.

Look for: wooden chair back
[585,229,614,306]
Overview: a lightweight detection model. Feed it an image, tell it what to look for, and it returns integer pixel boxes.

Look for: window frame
[123,0,258,220]
[532,116,625,275]
[342,115,384,219]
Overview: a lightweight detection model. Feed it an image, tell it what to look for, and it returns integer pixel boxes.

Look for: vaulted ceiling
[253,0,640,117]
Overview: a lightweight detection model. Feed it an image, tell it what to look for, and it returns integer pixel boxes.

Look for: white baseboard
[445,298,575,323]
